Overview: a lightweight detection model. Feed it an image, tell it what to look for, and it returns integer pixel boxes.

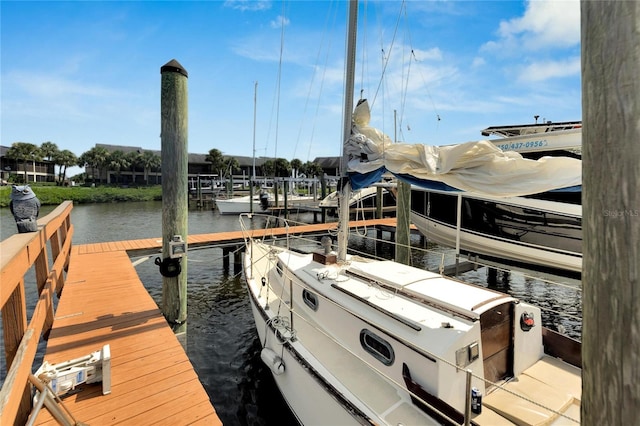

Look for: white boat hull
[241,232,581,425]
[216,195,271,215]
[410,189,582,274]
[411,213,582,273]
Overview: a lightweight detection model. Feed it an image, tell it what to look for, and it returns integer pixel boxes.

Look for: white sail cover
[346,100,581,197]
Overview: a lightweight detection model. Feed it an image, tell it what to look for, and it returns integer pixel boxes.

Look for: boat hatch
[480,301,515,385]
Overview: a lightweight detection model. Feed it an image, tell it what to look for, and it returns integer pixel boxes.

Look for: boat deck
[482,356,581,425]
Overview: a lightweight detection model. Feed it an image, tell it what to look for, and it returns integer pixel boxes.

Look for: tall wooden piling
[395,180,411,265]
[160,59,189,345]
[582,2,640,423]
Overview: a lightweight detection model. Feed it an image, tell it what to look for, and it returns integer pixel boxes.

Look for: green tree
[78,146,110,185]
[273,158,291,178]
[40,141,59,161]
[290,158,303,178]
[223,157,240,177]
[302,160,323,178]
[262,159,275,177]
[138,151,161,185]
[205,148,225,176]
[53,149,78,185]
[126,151,141,184]
[5,142,41,183]
[108,150,131,185]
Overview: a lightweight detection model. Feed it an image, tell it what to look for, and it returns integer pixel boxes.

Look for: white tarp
[346,100,582,197]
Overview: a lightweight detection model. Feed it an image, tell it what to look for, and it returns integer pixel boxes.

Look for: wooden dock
[1,202,402,425]
[31,248,220,425]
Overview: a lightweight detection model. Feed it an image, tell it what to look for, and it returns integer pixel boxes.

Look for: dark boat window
[302,289,318,311]
[360,329,394,366]
[410,189,582,253]
[276,260,284,277]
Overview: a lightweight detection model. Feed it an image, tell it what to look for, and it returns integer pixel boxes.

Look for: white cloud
[471,57,486,68]
[270,15,290,29]
[410,47,443,62]
[483,0,580,53]
[224,0,271,12]
[6,71,122,99]
[517,56,581,82]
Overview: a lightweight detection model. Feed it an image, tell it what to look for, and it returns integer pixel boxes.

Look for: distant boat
[482,121,582,159]
[216,191,273,215]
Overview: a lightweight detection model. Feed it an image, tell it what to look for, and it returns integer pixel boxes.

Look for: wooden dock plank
[33,250,220,425]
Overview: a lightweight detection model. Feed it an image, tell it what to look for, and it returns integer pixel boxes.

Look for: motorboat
[410,123,582,276]
[410,186,582,275]
[216,191,272,215]
[240,2,582,424]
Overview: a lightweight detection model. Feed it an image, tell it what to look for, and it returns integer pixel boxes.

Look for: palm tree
[126,151,141,185]
[223,157,240,177]
[273,158,291,178]
[108,150,131,185]
[302,160,324,178]
[205,148,225,176]
[53,150,78,185]
[5,142,41,183]
[139,151,161,185]
[78,146,110,185]
[290,158,303,178]
[262,159,275,177]
[40,141,59,161]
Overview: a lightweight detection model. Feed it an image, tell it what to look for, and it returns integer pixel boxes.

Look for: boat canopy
[346,100,582,197]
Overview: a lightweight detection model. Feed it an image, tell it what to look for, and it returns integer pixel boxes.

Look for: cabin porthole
[360,329,394,366]
[302,289,318,311]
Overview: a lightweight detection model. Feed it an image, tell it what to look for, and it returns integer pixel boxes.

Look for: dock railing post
[160,59,189,347]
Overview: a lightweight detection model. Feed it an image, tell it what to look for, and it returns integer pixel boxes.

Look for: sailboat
[240,1,581,424]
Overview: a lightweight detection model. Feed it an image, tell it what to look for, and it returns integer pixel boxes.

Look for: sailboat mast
[337,0,358,262]
[252,81,257,180]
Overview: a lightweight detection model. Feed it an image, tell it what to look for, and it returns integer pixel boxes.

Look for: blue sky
[1,0,580,177]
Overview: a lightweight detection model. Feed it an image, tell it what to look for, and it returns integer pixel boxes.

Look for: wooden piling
[160,59,189,345]
[395,180,411,265]
[321,174,327,223]
[582,2,640,423]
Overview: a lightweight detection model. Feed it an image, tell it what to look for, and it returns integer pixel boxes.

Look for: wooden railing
[0,201,74,425]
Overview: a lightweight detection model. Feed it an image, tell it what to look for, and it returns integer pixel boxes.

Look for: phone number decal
[495,140,548,151]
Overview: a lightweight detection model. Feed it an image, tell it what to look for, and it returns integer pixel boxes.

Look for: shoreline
[0,185,163,207]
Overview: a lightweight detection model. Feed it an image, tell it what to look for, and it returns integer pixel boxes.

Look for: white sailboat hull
[216,195,271,215]
[242,233,581,425]
[246,298,365,426]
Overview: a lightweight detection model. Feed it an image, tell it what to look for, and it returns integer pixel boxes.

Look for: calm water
[0,201,582,425]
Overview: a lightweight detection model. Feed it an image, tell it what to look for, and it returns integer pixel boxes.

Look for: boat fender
[155,257,181,277]
[260,348,285,375]
[520,312,535,332]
